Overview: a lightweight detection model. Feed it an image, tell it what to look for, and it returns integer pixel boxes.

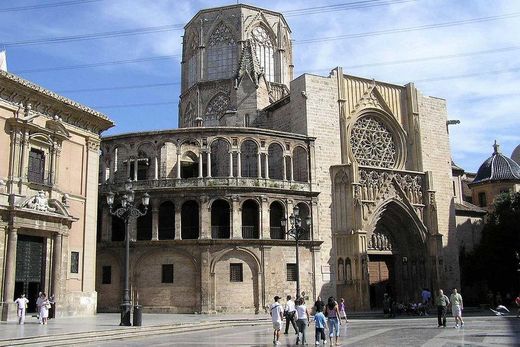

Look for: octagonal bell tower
[179,4,293,128]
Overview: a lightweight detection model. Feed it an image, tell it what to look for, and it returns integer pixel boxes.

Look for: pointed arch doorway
[367,200,428,309]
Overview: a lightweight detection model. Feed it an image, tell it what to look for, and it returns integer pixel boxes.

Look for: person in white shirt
[284,295,298,335]
[270,296,284,345]
[295,297,311,345]
[14,294,29,325]
[36,292,43,324]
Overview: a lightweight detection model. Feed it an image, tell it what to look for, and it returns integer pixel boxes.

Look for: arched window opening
[159,201,175,240]
[136,204,152,240]
[296,202,310,240]
[242,200,259,239]
[207,22,237,81]
[184,102,195,127]
[293,147,308,182]
[181,200,199,239]
[185,35,198,88]
[111,204,125,241]
[181,151,199,178]
[269,201,285,239]
[338,258,345,282]
[211,199,230,239]
[204,93,230,126]
[268,143,284,180]
[285,156,292,181]
[240,140,258,177]
[210,139,230,177]
[346,258,352,282]
[251,26,275,82]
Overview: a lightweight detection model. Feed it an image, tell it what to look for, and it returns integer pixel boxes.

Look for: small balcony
[269,227,285,240]
[241,226,259,239]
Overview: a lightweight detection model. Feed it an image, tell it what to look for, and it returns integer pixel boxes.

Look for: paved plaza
[1,313,519,346]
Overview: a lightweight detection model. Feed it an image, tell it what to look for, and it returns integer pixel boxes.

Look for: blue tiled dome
[473,141,520,184]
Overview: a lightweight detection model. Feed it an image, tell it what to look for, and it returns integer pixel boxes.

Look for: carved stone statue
[27,190,56,213]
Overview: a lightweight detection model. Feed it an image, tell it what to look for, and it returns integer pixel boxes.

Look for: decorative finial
[493,140,500,154]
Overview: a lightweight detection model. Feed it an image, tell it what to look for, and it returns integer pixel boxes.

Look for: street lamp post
[281,205,312,299]
[106,179,150,326]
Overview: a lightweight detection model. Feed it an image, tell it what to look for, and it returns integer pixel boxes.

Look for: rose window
[350,116,397,168]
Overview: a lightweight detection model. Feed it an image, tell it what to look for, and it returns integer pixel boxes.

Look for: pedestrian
[270,296,284,345]
[421,288,431,315]
[14,294,29,325]
[284,295,298,335]
[325,297,340,345]
[314,304,327,345]
[295,297,311,345]
[314,296,325,314]
[39,292,51,325]
[36,292,43,324]
[339,297,348,323]
[450,288,464,328]
[515,293,520,318]
[436,289,450,328]
[49,294,56,319]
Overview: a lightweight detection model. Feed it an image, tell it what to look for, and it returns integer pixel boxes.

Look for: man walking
[14,294,29,325]
[284,295,298,335]
[450,288,464,328]
[270,296,284,345]
[436,289,450,327]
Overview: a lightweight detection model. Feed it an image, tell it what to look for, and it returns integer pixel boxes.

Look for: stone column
[198,152,203,178]
[176,150,181,179]
[260,196,270,239]
[231,195,242,239]
[49,144,56,185]
[19,131,29,182]
[174,203,182,240]
[110,156,116,183]
[237,152,242,178]
[257,153,262,178]
[290,157,294,181]
[151,199,159,240]
[200,248,211,313]
[126,159,131,179]
[154,156,159,180]
[283,155,287,181]
[228,152,233,178]
[133,159,138,181]
[101,205,111,242]
[264,153,269,179]
[1,226,18,321]
[199,199,210,239]
[52,233,63,299]
[206,151,211,178]
[286,200,294,240]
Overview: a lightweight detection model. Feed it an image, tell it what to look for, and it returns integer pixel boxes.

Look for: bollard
[132,305,142,326]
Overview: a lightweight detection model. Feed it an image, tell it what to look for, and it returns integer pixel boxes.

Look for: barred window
[287,263,298,281]
[230,263,243,282]
[162,264,174,283]
[102,266,111,284]
[70,251,79,274]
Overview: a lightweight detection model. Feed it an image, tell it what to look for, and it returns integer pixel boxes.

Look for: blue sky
[1,0,519,172]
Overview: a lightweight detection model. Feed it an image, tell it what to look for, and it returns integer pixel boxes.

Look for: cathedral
[96,4,457,312]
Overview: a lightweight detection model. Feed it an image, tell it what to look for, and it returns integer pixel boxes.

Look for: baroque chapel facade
[96,4,457,312]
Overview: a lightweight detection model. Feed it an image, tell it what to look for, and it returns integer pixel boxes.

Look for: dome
[512,144,520,165]
[472,141,520,185]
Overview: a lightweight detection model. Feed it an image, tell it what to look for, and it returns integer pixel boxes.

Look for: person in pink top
[339,298,348,323]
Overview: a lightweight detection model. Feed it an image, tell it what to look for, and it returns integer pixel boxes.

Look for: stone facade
[0,70,113,321]
[97,4,457,312]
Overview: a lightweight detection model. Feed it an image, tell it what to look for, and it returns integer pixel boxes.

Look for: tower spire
[493,140,500,154]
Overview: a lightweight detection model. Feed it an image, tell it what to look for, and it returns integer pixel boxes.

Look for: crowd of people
[270,294,348,345]
[13,292,55,325]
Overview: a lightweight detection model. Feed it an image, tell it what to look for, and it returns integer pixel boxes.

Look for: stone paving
[1,313,519,346]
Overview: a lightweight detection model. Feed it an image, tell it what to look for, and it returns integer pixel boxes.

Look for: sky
[1,0,519,172]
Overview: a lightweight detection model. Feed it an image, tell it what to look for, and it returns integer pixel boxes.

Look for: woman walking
[295,297,311,345]
[325,297,340,345]
[39,293,51,325]
[339,298,348,323]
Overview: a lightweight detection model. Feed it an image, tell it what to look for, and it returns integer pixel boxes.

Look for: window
[102,266,111,284]
[70,251,79,274]
[478,192,487,207]
[28,148,45,183]
[251,26,275,82]
[207,23,237,80]
[230,263,243,282]
[287,263,298,282]
[162,264,174,283]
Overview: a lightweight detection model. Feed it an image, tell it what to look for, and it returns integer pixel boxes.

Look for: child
[314,305,327,345]
[339,298,348,323]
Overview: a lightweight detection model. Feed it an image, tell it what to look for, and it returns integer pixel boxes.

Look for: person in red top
[515,293,520,318]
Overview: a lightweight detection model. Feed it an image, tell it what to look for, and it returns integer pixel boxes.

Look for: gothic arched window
[205,93,230,124]
[251,26,275,82]
[185,34,198,88]
[207,22,237,80]
[346,258,352,282]
[184,102,195,127]
[350,116,397,168]
[338,258,345,282]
